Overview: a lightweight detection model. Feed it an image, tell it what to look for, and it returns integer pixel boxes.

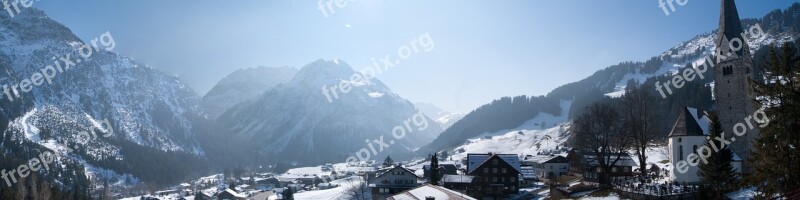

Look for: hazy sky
[33,0,799,113]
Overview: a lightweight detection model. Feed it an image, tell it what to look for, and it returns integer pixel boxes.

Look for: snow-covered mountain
[217,59,442,164]
[414,102,465,129]
[202,66,297,119]
[0,8,211,185]
[424,4,800,154]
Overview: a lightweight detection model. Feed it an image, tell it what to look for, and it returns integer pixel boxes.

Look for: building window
[679,145,684,160]
[511,186,516,190]
[502,168,507,174]
[484,168,488,173]
[612,167,618,172]
[678,138,682,143]
[493,159,498,165]
[492,177,497,182]
[493,168,497,173]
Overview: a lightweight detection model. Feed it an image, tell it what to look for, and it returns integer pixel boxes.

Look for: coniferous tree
[382,156,394,168]
[697,113,738,198]
[283,187,294,200]
[430,153,440,185]
[750,43,800,198]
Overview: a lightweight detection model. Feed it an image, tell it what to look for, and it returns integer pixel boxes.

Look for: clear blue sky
[32,0,799,113]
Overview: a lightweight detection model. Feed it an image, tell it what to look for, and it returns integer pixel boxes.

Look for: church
[667,0,761,184]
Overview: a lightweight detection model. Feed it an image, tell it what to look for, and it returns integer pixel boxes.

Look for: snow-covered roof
[525,155,568,164]
[520,166,536,179]
[669,107,712,137]
[222,188,246,198]
[387,184,476,200]
[466,153,522,174]
[442,175,474,183]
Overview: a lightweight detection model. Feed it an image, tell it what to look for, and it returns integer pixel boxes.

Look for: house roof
[669,107,712,137]
[570,149,637,167]
[520,166,536,179]
[423,164,458,173]
[442,175,475,183]
[526,155,568,164]
[387,184,476,200]
[376,165,422,178]
[467,153,522,174]
[221,189,246,198]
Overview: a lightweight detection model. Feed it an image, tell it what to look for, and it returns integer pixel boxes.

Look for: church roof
[669,107,712,137]
[716,0,750,59]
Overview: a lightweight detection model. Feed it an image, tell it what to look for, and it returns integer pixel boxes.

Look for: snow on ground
[451,123,570,162]
[725,187,758,200]
[449,100,572,160]
[629,145,671,173]
[294,176,365,200]
[579,192,621,200]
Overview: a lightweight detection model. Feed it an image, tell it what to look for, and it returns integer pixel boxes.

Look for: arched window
[679,145,684,161]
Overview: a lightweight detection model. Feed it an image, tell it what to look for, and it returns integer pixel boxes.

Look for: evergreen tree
[195,191,206,200]
[382,156,394,168]
[750,43,800,197]
[283,187,294,200]
[430,153,440,185]
[697,113,738,198]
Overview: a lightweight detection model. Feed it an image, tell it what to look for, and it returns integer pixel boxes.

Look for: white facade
[668,135,707,183]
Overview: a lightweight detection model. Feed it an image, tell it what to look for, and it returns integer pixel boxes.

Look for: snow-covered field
[293,176,365,200]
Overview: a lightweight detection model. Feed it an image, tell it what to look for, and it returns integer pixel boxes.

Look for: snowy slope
[0,7,209,186]
[449,100,572,160]
[217,59,442,164]
[202,66,297,119]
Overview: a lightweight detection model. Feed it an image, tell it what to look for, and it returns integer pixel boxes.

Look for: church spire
[716,0,749,59]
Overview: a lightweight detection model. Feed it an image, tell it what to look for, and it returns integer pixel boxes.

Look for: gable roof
[387,184,476,200]
[376,165,422,178]
[669,107,712,137]
[569,149,637,167]
[442,174,475,184]
[467,153,522,174]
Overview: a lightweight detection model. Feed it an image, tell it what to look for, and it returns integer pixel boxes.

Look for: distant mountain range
[216,59,442,165]
[1,2,799,189]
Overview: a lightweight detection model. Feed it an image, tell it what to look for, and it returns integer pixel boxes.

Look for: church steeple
[716,0,749,59]
[712,0,759,174]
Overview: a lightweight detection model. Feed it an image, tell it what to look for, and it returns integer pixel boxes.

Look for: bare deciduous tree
[574,102,632,186]
[343,176,370,200]
[620,85,658,177]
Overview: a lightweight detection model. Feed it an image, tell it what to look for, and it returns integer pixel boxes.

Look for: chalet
[217,188,246,200]
[519,165,537,187]
[466,153,522,198]
[370,165,422,199]
[567,149,636,183]
[529,155,569,179]
[442,174,475,192]
[423,163,458,180]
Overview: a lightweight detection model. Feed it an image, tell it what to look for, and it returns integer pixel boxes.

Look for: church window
[679,145,684,161]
